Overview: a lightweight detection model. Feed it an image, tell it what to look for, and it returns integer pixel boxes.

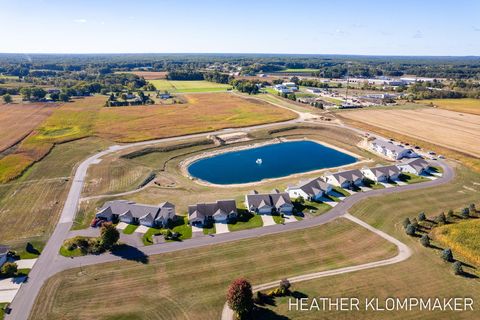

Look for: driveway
[134,225,149,234]
[379,182,394,188]
[215,223,230,234]
[318,197,338,207]
[283,215,297,223]
[260,215,276,226]
[116,222,128,230]
[0,277,27,303]
[191,225,204,233]
[12,259,37,269]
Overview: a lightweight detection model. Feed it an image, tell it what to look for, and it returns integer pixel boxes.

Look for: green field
[148,80,231,93]
[31,218,396,320]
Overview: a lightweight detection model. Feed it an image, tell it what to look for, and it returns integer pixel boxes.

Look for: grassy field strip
[425,98,480,116]
[148,80,231,93]
[221,213,411,319]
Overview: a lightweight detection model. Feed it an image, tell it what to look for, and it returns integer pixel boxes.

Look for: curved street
[5,103,455,320]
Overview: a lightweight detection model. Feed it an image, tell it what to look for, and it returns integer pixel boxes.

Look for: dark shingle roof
[188,200,237,220]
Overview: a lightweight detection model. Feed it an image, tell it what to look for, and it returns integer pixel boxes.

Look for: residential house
[286,178,332,201]
[96,200,175,227]
[397,158,430,175]
[188,199,237,225]
[361,165,401,182]
[0,245,9,267]
[245,189,294,215]
[274,84,293,94]
[306,88,321,94]
[322,169,364,189]
[369,138,416,160]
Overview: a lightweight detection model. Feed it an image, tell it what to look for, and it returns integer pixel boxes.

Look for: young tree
[279,278,291,294]
[453,261,463,275]
[226,278,254,319]
[469,203,477,214]
[1,262,18,277]
[418,212,426,222]
[2,94,12,104]
[435,212,446,225]
[420,234,430,247]
[59,93,70,102]
[100,222,120,249]
[411,217,419,228]
[461,208,469,219]
[402,217,411,229]
[441,248,453,262]
[447,209,454,219]
[405,224,416,236]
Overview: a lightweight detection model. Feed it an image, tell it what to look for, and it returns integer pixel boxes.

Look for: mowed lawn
[0,103,57,152]
[148,79,231,93]
[260,166,480,319]
[95,93,296,142]
[31,218,397,320]
[426,98,480,116]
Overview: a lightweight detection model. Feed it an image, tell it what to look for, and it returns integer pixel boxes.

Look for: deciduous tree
[227,278,253,319]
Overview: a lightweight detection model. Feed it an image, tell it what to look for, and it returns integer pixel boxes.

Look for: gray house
[245,189,294,215]
[0,245,9,267]
[323,169,365,189]
[369,138,416,160]
[286,178,333,201]
[96,200,176,227]
[397,158,430,175]
[188,200,237,225]
[361,165,401,182]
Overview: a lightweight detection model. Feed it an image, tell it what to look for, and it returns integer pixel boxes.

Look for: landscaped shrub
[418,212,426,221]
[453,261,464,275]
[469,203,476,214]
[447,209,454,219]
[435,212,447,225]
[420,234,430,247]
[405,224,416,236]
[441,248,453,262]
[0,262,18,277]
[402,217,411,229]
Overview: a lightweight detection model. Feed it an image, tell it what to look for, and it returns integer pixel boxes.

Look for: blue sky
[1,0,479,55]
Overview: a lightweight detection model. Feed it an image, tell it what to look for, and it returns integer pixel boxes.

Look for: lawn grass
[280,68,319,73]
[0,303,7,319]
[148,80,231,93]
[399,172,430,184]
[228,213,263,232]
[59,246,84,258]
[431,219,480,266]
[169,216,192,241]
[31,218,397,320]
[202,223,216,235]
[142,227,163,246]
[122,224,138,234]
[424,98,480,116]
[272,214,284,224]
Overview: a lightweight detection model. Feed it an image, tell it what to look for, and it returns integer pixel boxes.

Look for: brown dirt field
[340,108,480,157]
[129,71,168,80]
[0,103,58,152]
[95,93,297,142]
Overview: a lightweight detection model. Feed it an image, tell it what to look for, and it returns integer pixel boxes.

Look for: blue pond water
[188,141,357,185]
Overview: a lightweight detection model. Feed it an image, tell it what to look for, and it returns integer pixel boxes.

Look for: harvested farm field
[0,103,57,152]
[95,93,297,142]
[340,108,480,157]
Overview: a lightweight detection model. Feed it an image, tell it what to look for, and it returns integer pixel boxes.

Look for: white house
[188,200,237,225]
[286,178,332,201]
[306,88,321,94]
[246,189,294,215]
[369,138,416,160]
[397,158,430,175]
[361,165,401,182]
[0,245,8,267]
[274,84,293,94]
[322,169,364,189]
[96,200,175,227]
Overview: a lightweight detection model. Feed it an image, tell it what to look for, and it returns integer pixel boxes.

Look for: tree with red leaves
[226,278,253,319]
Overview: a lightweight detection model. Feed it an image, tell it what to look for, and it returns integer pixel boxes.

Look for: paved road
[5,104,454,320]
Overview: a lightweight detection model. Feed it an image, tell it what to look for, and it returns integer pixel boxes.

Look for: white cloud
[74,19,87,23]
[413,30,423,39]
